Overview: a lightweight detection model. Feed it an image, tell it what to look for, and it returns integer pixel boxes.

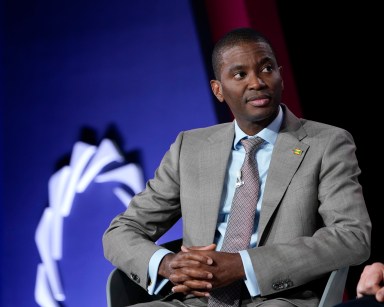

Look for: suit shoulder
[300,118,353,138]
[182,122,233,137]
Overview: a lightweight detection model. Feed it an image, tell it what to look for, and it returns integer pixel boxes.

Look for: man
[335,262,384,306]
[103,28,371,306]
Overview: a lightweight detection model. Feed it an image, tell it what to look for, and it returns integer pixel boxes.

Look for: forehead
[221,41,276,65]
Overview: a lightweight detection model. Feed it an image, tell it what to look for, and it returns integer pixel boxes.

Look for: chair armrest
[318,267,349,307]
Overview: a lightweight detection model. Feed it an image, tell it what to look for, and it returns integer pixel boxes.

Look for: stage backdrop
[3,1,217,306]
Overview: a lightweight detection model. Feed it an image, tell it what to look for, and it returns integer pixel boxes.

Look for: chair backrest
[318,266,349,307]
[107,267,153,307]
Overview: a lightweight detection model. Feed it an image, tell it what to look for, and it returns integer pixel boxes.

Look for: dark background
[276,1,382,296]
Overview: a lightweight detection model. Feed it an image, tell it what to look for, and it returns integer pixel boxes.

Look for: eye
[234,71,246,80]
[261,64,274,73]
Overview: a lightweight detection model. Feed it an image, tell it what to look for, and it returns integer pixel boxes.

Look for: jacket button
[130,273,140,283]
[272,282,283,290]
[283,280,293,288]
[272,279,293,290]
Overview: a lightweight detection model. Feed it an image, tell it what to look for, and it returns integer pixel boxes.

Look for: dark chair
[106,239,182,307]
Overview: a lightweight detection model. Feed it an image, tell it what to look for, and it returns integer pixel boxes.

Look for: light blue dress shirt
[148,106,283,296]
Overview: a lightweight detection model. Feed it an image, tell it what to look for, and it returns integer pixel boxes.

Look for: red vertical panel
[245,0,301,116]
[204,0,302,117]
[204,0,251,43]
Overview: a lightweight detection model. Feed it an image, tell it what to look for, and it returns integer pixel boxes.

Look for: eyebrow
[227,64,246,72]
[257,56,275,66]
[227,57,275,72]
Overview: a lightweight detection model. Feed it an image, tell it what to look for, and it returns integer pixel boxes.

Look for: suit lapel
[199,123,234,243]
[257,107,309,245]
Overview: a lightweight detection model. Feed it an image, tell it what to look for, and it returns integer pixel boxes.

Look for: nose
[248,73,265,89]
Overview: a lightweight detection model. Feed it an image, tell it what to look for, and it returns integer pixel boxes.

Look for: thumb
[181,244,216,252]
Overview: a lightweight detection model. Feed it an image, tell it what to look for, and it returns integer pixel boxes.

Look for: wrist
[158,253,173,278]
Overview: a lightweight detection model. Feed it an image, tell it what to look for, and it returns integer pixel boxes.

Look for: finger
[190,290,211,297]
[169,259,205,269]
[181,244,216,251]
[181,267,213,280]
[356,279,381,297]
[183,279,212,290]
[172,253,213,266]
[169,273,190,284]
[171,286,210,298]
[376,287,384,302]
[170,268,213,281]
[181,245,188,252]
[171,284,190,294]
[170,285,211,298]
[178,249,214,264]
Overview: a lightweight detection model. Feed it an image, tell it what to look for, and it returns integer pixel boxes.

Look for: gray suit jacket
[103,104,371,306]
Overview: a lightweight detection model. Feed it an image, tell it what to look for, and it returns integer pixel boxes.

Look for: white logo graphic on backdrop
[34,139,144,307]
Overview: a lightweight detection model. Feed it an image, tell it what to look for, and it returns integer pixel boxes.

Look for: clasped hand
[158,244,245,297]
[356,262,384,302]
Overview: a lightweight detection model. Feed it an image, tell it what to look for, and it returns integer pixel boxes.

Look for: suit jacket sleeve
[102,131,185,290]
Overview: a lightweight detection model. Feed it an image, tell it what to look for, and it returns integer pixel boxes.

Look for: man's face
[211,41,284,135]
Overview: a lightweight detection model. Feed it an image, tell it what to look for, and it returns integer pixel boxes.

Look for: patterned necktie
[208,136,264,307]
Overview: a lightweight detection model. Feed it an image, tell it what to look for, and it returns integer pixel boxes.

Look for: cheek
[267,80,283,98]
[224,93,243,109]
[272,76,283,90]
[222,84,244,99]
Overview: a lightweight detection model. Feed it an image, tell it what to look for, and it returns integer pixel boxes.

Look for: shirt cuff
[148,248,173,295]
[239,250,260,297]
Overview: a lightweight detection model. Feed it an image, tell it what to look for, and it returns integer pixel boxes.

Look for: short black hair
[211,28,275,80]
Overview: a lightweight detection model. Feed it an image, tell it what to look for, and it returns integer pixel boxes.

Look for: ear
[210,80,224,102]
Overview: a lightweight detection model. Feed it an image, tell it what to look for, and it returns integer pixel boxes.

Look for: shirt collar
[233,105,283,149]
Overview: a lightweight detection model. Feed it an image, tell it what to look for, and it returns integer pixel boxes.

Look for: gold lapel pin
[293,148,303,155]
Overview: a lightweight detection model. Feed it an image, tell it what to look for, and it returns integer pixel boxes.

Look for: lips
[246,95,270,107]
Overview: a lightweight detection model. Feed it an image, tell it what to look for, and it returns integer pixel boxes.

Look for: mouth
[246,95,270,107]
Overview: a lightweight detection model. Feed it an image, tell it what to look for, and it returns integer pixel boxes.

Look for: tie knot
[241,136,264,154]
